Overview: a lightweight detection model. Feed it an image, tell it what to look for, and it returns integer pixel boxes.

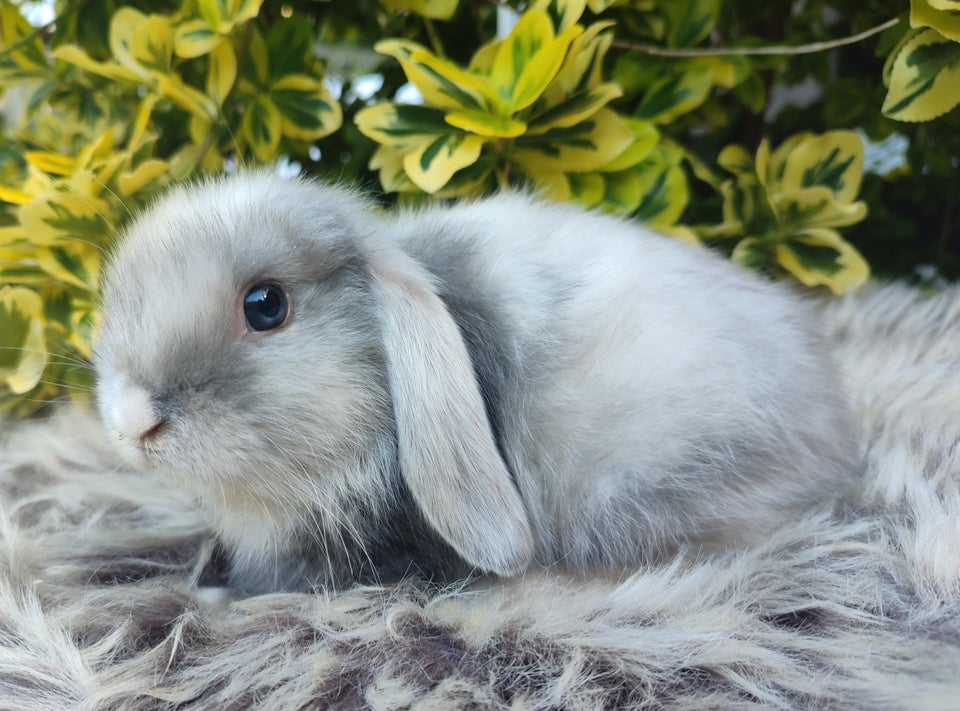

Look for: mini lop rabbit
[94,171,859,593]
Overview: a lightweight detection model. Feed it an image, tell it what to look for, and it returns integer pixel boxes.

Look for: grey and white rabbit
[94,171,860,593]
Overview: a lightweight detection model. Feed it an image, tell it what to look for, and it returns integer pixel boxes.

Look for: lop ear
[369,246,533,577]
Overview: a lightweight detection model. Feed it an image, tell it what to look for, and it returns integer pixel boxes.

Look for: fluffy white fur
[93,172,859,591]
[1,281,960,707]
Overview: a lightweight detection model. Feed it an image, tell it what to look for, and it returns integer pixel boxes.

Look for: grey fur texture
[93,171,860,593]
[1,281,960,708]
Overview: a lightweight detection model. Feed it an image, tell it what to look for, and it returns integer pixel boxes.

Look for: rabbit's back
[390,194,860,568]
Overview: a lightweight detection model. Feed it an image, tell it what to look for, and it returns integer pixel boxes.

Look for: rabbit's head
[94,172,533,578]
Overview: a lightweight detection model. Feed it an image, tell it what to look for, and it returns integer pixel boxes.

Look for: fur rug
[2,281,960,709]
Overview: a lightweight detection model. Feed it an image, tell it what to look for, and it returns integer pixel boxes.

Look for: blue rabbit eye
[243,283,288,331]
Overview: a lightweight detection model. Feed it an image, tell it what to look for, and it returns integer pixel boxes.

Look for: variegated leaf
[775,228,869,294]
[911,0,960,43]
[402,133,485,193]
[512,108,634,173]
[36,243,102,292]
[527,83,622,133]
[543,22,615,104]
[20,192,109,246]
[636,67,713,123]
[207,40,237,106]
[155,74,219,120]
[717,144,755,177]
[52,45,141,83]
[779,131,865,203]
[0,286,47,395]
[117,160,170,196]
[130,14,174,73]
[379,0,459,20]
[371,146,420,193]
[566,171,605,207]
[662,0,721,47]
[0,6,48,73]
[602,119,659,172]
[445,109,527,137]
[24,152,76,176]
[882,27,960,121]
[634,156,689,227]
[731,236,768,272]
[242,94,283,161]
[510,23,582,114]
[355,103,452,148]
[774,187,867,229]
[529,0,587,32]
[271,74,342,140]
[377,40,487,111]
[109,8,152,78]
[175,20,223,59]
[602,170,643,214]
[490,11,560,113]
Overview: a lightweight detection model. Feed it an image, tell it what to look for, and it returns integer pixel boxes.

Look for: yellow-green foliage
[0,0,956,414]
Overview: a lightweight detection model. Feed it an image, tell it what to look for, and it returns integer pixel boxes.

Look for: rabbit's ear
[369,247,533,577]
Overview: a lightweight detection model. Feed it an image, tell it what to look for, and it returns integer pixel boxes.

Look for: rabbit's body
[94,172,859,593]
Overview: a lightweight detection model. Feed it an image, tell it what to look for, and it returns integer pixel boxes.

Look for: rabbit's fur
[94,171,860,593]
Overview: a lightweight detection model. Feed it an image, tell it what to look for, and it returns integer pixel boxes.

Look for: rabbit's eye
[243,283,288,332]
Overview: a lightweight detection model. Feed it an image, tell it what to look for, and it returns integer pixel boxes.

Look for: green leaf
[402,133,485,193]
[242,95,283,161]
[662,0,721,47]
[267,16,315,78]
[271,74,342,140]
[882,27,960,121]
[248,25,269,87]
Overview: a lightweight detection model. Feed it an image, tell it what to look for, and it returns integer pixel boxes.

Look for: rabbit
[93,170,862,594]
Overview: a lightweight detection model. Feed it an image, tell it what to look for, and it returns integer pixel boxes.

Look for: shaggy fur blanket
[2,282,960,709]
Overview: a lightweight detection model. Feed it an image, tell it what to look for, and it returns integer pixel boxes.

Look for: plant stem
[424,17,445,57]
[613,17,901,57]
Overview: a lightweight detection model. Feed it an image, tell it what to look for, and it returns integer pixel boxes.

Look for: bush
[0,0,958,414]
